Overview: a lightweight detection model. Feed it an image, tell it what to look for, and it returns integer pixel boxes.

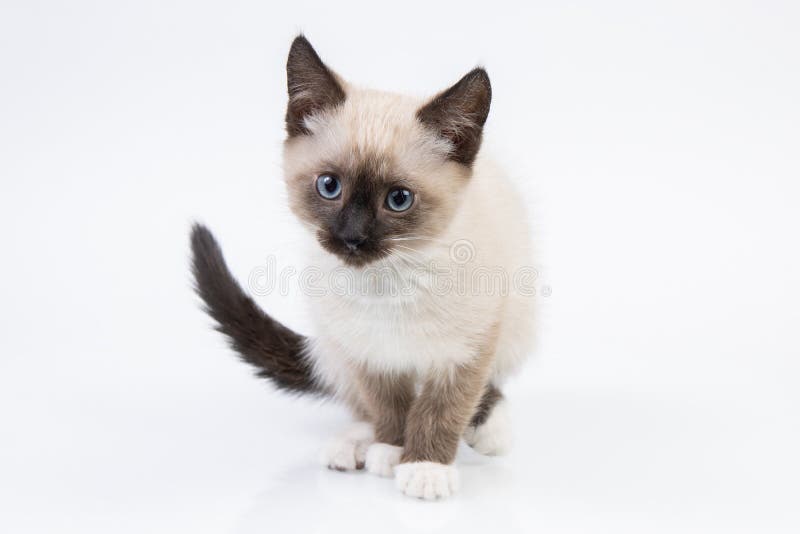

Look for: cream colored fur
[284,84,533,392]
[284,78,533,500]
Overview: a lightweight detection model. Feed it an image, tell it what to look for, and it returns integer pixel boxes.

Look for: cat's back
[452,153,536,381]
[447,153,533,270]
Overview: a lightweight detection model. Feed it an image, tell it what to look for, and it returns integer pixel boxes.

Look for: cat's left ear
[417,68,492,166]
[285,35,346,137]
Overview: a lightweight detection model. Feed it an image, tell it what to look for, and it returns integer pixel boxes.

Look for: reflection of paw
[365,443,403,477]
[322,422,374,471]
[394,462,459,500]
[464,399,512,455]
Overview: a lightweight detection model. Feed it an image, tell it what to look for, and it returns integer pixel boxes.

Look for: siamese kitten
[191,35,533,500]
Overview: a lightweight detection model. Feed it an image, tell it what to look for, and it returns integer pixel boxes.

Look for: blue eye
[316,174,341,199]
[386,188,414,212]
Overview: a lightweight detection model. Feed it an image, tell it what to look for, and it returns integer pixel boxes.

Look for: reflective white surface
[2,379,797,533]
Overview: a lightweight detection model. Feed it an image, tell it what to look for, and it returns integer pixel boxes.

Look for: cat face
[282,36,491,267]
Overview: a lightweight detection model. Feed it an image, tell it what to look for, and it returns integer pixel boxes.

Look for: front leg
[354,370,416,476]
[323,367,413,472]
[396,351,494,500]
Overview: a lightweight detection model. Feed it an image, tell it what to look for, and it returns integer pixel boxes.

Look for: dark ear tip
[469,67,489,80]
[291,34,310,48]
[288,34,316,60]
[287,34,324,77]
[467,67,491,90]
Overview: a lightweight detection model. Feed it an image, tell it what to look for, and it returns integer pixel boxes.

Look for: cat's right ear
[285,35,346,137]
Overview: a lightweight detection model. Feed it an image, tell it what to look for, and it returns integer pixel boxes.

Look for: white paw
[394,462,459,500]
[365,443,403,477]
[321,422,374,471]
[463,398,512,455]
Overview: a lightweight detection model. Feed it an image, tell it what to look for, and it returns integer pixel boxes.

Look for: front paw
[365,443,403,477]
[322,422,374,471]
[394,461,459,500]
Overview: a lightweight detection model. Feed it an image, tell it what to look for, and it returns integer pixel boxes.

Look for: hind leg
[322,420,375,471]
[463,384,513,455]
[321,379,377,471]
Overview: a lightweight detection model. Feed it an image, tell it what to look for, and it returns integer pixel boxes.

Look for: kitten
[191,35,534,500]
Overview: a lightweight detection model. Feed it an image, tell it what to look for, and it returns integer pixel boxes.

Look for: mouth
[317,232,388,267]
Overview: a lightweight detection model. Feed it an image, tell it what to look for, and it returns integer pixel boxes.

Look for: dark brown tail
[190,223,324,396]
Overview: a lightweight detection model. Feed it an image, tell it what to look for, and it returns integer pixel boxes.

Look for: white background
[1,1,799,532]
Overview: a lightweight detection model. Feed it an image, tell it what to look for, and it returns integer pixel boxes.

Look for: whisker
[391,247,429,267]
[386,235,452,245]
[393,245,438,264]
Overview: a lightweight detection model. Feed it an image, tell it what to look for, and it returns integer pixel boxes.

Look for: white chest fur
[307,251,497,374]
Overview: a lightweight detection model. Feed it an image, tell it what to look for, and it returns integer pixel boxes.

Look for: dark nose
[343,235,367,251]
[333,200,372,253]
